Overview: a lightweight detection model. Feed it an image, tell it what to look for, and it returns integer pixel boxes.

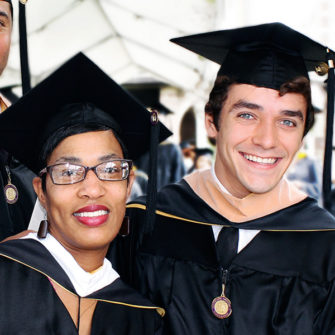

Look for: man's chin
[242,180,280,196]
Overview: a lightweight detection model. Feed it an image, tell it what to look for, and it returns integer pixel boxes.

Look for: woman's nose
[77,170,105,199]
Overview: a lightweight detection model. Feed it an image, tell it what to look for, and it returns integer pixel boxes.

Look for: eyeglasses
[39,159,133,185]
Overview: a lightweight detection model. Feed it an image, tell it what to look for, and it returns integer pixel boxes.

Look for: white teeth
[244,154,276,164]
[74,210,108,217]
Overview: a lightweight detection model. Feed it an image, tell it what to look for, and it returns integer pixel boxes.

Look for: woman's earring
[119,216,130,237]
[37,219,48,239]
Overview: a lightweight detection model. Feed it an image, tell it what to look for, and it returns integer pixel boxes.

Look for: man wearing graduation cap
[0,0,36,241]
[113,23,335,334]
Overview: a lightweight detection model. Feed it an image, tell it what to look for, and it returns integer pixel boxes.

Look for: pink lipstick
[73,205,109,227]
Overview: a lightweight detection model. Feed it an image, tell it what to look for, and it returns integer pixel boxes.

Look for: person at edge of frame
[110,22,335,335]
[0,0,36,241]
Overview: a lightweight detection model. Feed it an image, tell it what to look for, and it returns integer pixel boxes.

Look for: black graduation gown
[111,179,335,335]
[0,238,163,335]
[0,150,36,239]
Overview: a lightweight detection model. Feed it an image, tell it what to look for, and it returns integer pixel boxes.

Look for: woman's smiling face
[33,130,134,255]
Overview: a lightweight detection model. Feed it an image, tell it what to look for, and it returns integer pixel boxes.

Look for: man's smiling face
[206,83,306,198]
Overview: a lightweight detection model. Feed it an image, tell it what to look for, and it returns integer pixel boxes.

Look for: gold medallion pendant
[211,284,232,319]
[4,183,18,204]
[4,166,18,204]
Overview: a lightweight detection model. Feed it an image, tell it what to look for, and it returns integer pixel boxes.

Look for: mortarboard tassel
[322,49,335,211]
[19,0,31,94]
[145,109,159,234]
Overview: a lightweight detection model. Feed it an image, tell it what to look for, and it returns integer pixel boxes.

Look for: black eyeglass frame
[39,159,133,185]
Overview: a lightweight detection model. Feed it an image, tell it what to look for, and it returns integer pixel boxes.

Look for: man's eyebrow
[281,110,304,121]
[231,100,262,111]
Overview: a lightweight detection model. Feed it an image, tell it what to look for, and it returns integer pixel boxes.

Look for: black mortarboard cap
[123,82,173,115]
[0,52,171,175]
[170,22,331,89]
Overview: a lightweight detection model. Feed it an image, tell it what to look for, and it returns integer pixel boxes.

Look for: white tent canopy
[0,0,219,99]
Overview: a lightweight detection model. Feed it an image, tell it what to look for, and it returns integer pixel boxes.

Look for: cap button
[315,62,329,76]
[147,108,159,125]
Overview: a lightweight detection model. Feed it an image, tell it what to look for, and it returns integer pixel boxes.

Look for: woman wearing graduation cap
[113,23,335,334]
[0,53,169,334]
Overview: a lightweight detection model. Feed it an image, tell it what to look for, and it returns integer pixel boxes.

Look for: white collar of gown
[22,232,119,297]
